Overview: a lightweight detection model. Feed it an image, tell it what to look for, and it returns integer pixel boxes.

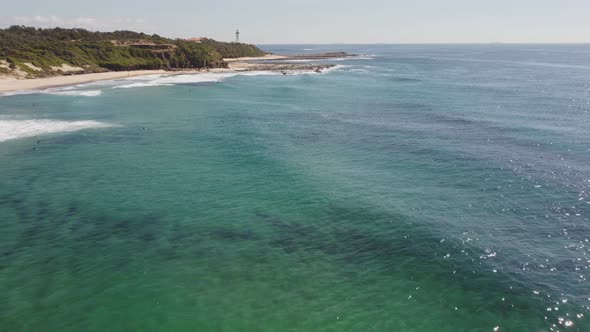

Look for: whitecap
[317,65,350,74]
[0,119,114,143]
[0,90,41,97]
[43,89,102,97]
[113,71,280,89]
[282,65,349,76]
[1,88,103,97]
[281,55,374,63]
[113,82,174,89]
[281,59,316,63]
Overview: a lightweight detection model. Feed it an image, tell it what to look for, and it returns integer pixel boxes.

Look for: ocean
[1,44,590,331]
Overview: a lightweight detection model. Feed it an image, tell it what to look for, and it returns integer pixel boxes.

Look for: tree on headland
[0,26,266,77]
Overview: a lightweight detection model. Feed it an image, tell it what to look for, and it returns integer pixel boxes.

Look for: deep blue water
[1,44,590,331]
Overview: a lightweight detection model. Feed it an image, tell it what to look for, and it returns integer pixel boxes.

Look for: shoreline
[223,54,286,62]
[0,70,170,94]
[0,56,285,94]
[0,53,348,94]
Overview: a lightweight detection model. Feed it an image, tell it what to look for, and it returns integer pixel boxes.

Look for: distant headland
[0,26,356,78]
[0,26,355,93]
[0,26,267,78]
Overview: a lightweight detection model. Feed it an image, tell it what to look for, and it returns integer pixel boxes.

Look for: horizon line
[255,42,590,45]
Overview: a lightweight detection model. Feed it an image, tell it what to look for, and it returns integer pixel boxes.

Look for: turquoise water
[1,44,590,331]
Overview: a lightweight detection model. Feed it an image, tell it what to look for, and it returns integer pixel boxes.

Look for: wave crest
[43,89,102,97]
[113,71,280,89]
[0,119,114,143]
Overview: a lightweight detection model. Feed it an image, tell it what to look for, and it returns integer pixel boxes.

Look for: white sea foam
[255,65,348,76]
[281,55,375,63]
[1,88,103,97]
[113,71,280,89]
[110,65,347,90]
[0,90,41,97]
[315,65,350,74]
[279,66,345,76]
[0,119,114,143]
[113,82,174,89]
[43,89,103,97]
[281,59,316,63]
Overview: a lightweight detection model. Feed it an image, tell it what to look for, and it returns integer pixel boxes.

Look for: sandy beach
[0,55,288,94]
[0,54,347,94]
[0,70,170,94]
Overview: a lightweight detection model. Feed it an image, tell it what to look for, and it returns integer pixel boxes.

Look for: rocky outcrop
[271,52,356,61]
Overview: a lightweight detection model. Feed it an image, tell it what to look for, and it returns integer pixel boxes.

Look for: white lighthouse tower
[235,29,240,43]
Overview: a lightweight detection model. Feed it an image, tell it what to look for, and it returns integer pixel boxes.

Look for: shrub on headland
[0,26,266,77]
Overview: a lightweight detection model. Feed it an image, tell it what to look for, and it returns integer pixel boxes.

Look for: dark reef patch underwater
[2,44,590,331]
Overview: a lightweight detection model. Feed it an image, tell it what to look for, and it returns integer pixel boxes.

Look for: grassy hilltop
[0,26,266,78]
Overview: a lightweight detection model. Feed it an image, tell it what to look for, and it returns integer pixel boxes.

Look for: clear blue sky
[1,0,589,44]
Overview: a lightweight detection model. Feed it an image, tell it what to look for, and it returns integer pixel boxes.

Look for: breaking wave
[1,88,103,98]
[0,119,114,143]
[43,89,102,97]
[114,71,284,89]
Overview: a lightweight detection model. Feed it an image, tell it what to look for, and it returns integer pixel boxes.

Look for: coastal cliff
[0,26,267,78]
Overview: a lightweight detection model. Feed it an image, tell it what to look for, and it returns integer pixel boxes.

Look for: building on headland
[186,37,204,43]
[235,29,240,43]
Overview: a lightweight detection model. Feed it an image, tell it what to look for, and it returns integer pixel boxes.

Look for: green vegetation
[0,26,267,77]
[201,39,266,58]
